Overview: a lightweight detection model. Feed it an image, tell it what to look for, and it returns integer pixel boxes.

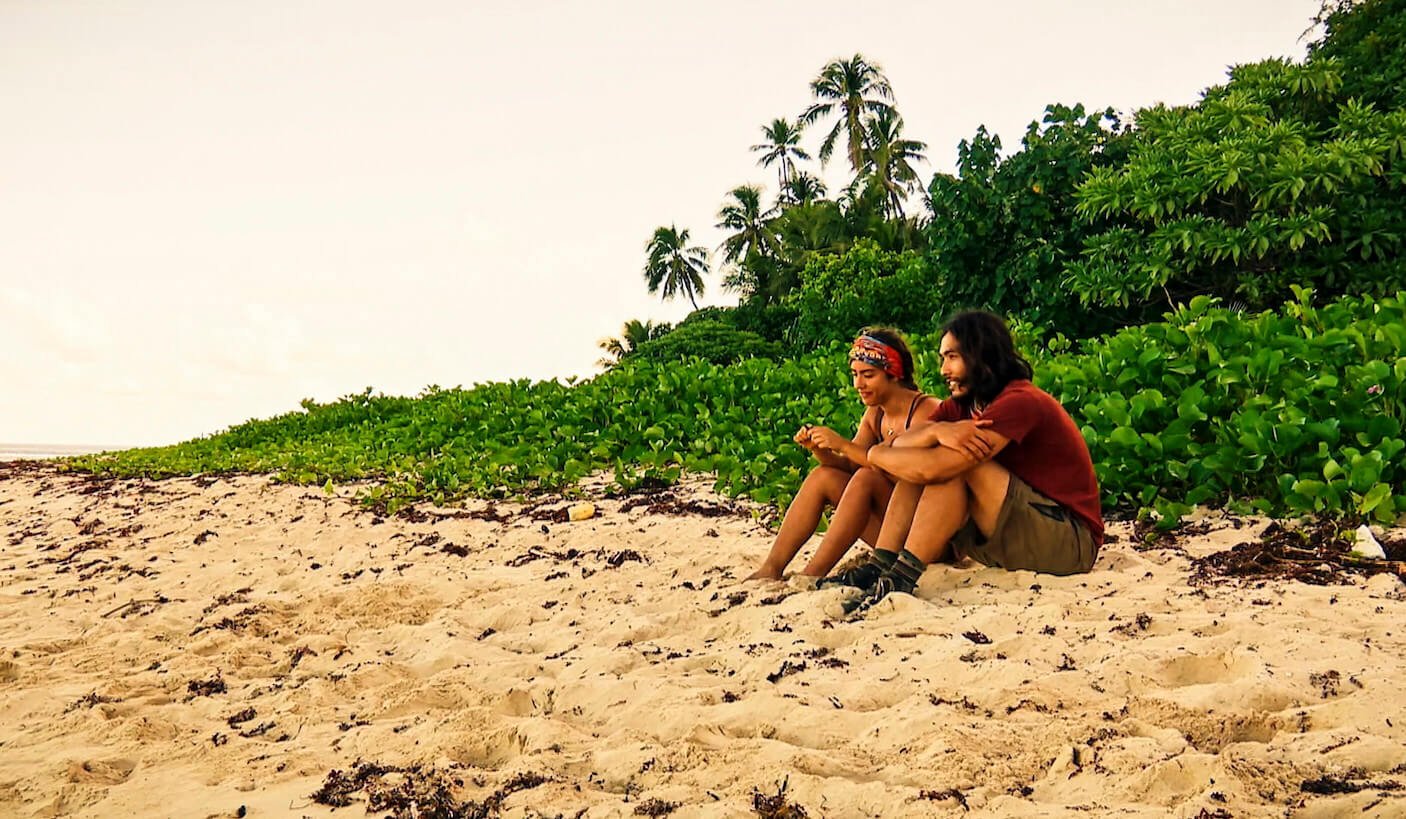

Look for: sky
[1,0,1323,448]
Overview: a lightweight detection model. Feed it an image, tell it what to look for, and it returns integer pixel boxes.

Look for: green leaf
[1108,427,1141,448]
[1291,478,1327,499]
[1359,482,1393,520]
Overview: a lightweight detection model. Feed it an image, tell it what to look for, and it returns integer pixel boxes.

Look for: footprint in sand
[496,688,535,717]
[66,758,136,785]
[1155,650,1261,688]
[1117,751,1220,805]
[0,660,19,683]
[442,720,528,768]
[1126,697,1283,753]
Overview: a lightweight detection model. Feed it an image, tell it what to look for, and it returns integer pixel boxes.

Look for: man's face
[850,361,889,406]
[938,332,970,399]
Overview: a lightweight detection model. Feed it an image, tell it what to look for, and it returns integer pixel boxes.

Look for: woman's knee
[849,467,888,493]
[803,465,852,499]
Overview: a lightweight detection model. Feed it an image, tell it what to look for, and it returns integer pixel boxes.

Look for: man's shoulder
[930,397,967,422]
[990,380,1052,408]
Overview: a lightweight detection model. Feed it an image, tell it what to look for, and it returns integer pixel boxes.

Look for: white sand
[2,465,1405,818]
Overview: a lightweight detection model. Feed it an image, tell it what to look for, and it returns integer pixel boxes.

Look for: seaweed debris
[751,777,808,818]
[310,763,550,818]
[1192,519,1406,586]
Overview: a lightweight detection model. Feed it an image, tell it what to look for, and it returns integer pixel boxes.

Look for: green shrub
[1037,287,1406,525]
[1310,0,1406,111]
[925,104,1131,336]
[1070,57,1406,313]
[729,300,799,343]
[633,319,782,365]
[782,239,940,350]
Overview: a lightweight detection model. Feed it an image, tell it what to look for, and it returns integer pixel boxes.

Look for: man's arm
[869,428,1011,484]
[890,419,995,459]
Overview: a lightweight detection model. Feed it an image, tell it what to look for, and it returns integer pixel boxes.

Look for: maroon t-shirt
[931,380,1103,544]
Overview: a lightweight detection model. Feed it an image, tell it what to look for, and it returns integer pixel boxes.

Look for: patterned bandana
[848,335,904,379]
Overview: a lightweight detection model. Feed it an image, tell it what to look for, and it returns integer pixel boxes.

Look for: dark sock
[820,549,897,589]
[883,549,928,595]
[841,550,930,617]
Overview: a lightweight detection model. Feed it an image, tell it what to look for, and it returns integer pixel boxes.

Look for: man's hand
[806,425,847,453]
[890,423,942,449]
[939,419,996,461]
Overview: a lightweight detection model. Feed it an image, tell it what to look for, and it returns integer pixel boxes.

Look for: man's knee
[919,476,965,499]
[960,459,1012,497]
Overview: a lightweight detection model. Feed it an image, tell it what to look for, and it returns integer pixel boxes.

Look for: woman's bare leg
[815,478,920,589]
[746,465,852,580]
[800,468,893,577]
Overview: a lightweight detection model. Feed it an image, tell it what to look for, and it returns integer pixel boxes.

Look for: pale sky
[2,0,1321,447]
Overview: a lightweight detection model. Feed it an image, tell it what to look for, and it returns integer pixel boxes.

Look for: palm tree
[770,200,849,288]
[859,108,928,217]
[598,319,667,367]
[643,225,709,309]
[751,117,810,191]
[800,54,895,175]
[779,171,828,206]
[716,185,778,267]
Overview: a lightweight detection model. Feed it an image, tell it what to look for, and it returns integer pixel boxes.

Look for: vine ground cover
[65,290,1406,526]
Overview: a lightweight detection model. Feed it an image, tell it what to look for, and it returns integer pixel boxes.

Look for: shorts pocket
[1028,501,1068,523]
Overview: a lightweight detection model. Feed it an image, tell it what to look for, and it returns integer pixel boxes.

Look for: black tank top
[874,393,928,439]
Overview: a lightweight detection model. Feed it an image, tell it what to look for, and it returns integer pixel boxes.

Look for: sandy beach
[2,462,1404,818]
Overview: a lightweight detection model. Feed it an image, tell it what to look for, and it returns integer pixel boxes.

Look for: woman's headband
[849,335,904,379]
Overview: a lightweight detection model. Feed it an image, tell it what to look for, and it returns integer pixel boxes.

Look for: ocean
[0,444,121,461]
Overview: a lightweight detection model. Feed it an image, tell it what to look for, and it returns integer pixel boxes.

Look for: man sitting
[826,310,1103,611]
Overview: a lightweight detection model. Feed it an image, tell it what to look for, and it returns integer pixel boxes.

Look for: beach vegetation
[923,104,1132,338]
[69,290,1406,526]
[1069,56,1406,316]
[633,318,782,366]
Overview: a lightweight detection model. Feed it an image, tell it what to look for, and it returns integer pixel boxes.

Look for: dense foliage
[1071,58,1406,313]
[782,240,936,349]
[1048,288,1406,525]
[633,319,782,365]
[925,105,1131,336]
[71,292,1406,526]
[1310,0,1406,111]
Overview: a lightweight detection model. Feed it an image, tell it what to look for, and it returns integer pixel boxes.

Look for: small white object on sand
[1352,524,1387,559]
[568,502,596,521]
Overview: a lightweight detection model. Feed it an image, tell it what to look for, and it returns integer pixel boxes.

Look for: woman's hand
[806,425,847,453]
[794,424,820,450]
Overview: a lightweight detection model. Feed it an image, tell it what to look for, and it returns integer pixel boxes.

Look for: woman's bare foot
[744,565,783,581]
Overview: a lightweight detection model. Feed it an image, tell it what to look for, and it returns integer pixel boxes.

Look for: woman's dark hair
[939,310,1033,407]
[859,326,919,391]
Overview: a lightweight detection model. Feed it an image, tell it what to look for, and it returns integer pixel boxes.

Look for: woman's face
[851,361,891,406]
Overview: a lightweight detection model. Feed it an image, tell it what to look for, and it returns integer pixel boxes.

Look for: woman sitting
[746,328,934,581]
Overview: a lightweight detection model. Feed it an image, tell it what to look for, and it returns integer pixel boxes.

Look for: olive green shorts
[952,474,1098,575]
